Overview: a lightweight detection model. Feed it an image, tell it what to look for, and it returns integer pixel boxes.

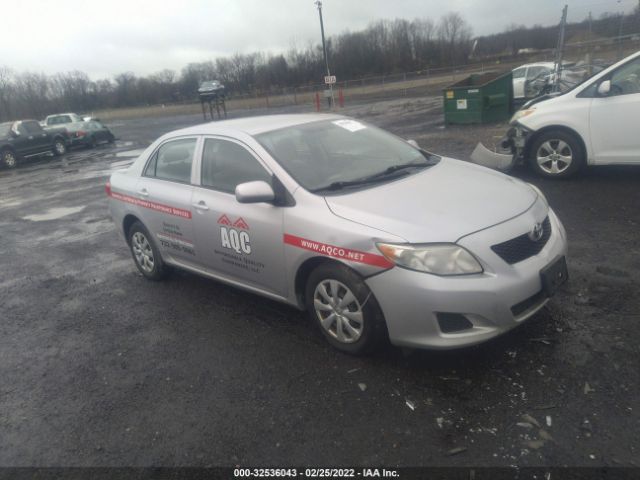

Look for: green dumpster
[443,71,513,124]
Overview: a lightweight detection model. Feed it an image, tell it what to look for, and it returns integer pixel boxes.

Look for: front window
[201,138,271,193]
[256,119,438,193]
[609,57,640,96]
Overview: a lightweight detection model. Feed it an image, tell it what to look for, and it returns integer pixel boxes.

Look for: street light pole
[315,0,334,107]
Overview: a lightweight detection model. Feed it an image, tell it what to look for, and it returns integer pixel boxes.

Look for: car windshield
[0,123,11,136]
[256,119,439,193]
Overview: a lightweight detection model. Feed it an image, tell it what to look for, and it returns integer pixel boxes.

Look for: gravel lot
[0,97,638,467]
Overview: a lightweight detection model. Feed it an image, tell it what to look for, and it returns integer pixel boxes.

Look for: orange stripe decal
[109,190,192,219]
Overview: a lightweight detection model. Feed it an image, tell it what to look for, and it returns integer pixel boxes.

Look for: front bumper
[365,207,567,349]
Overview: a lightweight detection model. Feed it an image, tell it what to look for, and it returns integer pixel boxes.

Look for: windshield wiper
[311,162,432,193]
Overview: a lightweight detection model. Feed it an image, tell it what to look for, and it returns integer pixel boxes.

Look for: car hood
[324,158,537,242]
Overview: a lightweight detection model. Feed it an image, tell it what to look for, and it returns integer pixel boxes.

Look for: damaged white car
[473,50,640,178]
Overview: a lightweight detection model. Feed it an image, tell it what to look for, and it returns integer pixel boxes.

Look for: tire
[127,221,169,281]
[107,133,115,144]
[528,130,585,178]
[305,263,387,355]
[88,136,97,149]
[1,149,18,169]
[52,138,67,156]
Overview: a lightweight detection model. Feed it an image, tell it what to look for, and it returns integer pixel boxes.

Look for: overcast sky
[0,0,637,79]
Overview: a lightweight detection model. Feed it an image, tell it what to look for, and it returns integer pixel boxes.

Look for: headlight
[376,243,483,276]
[510,107,536,124]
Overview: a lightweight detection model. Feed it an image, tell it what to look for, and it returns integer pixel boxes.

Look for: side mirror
[597,80,611,96]
[10,125,20,137]
[235,181,275,204]
[407,139,419,148]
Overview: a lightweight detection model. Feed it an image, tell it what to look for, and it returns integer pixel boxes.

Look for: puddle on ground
[23,206,86,222]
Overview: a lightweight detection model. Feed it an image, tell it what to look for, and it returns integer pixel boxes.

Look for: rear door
[191,136,287,296]
[135,136,199,264]
[589,55,640,164]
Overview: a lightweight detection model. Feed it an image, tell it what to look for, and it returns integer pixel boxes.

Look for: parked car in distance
[198,80,225,100]
[512,62,555,99]
[107,114,568,355]
[65,120,115,148]
[42,112,88,127]
[506,50,640,178]
[0,120,68,168]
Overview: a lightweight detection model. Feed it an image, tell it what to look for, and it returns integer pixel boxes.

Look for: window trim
[141,135,201,185]
[196,135,274,195]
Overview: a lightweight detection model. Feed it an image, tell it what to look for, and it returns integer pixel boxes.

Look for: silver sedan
[107,114,568,354]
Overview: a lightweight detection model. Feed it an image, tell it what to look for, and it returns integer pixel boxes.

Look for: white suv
[507,50,640,178]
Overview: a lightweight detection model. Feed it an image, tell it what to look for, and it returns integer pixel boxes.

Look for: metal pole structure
[553,5,568,93]
[315,1,334,107]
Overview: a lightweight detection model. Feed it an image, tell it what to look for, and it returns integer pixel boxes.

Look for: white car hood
[324,158,537,243]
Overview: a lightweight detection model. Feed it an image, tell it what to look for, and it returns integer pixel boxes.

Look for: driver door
[191,137,287,297]
[589,56,640,164]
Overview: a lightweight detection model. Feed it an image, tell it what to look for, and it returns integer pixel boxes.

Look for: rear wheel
[1,149,17,169]
[88,135,97,148]
[305,263,387,355]
[128,221,169,281]
[52,138,66,156]
[529,130,584,178]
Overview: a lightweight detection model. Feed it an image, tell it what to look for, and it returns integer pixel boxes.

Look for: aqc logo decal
[218,214,251,255]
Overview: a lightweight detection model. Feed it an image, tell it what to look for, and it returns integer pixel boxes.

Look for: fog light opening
[436,313,474,333]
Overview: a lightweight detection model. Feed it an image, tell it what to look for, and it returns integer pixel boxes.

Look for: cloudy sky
[0,0,637,79]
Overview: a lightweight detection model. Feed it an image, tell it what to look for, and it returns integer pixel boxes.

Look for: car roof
[168,113,344,137]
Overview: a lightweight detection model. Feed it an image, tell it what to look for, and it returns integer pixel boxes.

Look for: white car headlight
[510,107,536,124]
[376,243,483,275]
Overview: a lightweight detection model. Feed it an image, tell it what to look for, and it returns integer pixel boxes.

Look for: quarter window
[144,138,196,184]
[201,138,271,193]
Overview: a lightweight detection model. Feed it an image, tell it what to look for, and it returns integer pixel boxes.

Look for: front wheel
[52,138,67,156]
[128,221,169,281]
[305,264,387,355]
[528,130,584,178]
[1,149,17,169]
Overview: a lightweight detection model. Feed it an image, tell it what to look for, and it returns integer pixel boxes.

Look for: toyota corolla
[107,114,568,354]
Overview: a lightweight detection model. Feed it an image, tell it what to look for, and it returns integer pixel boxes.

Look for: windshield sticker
[332,119,366,132]
[284,234,393,268]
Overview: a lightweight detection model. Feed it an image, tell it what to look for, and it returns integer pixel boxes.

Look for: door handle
[138,188,149,197]
[192,201,209,211]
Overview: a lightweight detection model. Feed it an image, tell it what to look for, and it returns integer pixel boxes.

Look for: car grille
[491,216,551,264]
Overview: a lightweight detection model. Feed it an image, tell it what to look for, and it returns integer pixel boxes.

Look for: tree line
[0,6,638,121]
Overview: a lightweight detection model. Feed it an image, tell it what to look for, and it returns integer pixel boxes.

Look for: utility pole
[587,11,593,76]
[553,5,568,93]
[315,1,334,107]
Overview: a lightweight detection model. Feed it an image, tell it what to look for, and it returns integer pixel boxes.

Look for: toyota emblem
[528,222,544,242]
